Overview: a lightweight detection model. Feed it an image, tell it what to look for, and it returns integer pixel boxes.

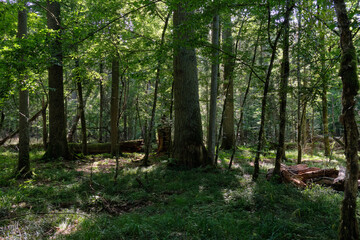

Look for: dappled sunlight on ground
[75,153,145,174]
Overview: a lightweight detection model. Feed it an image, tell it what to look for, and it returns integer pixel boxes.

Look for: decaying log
[267,164,351,190]
[69,140,144,154]
[297,169,338,181]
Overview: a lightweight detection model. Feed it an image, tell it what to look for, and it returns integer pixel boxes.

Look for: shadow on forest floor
[0,148,346,239]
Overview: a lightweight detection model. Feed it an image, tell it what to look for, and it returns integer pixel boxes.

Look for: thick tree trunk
[43,0,71,160]
[274,0,291,177]
[207,13,219,165]
[221,14,235,150]
[173,1,209,168]
[334,0,360,239]
[17,6,31,178]
[111,57,120,156]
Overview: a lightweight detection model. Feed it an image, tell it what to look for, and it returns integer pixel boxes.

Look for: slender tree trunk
[42,97,48,149]
[320,30,330,157]
[143,13,170,165]
[334,0,360,239]
[229,22,261,169]
[173,1,209,168]
[99,62,104,143]
[111,57,120,156]
[297,2,303,164]
[75,60,87,155]
[17,5,31,178]
[274,0,291,177]
[221,14,235,150]
[0,111,4,132]
[208,13,219,165]
[253,7,283,181]
[43,0,71,160]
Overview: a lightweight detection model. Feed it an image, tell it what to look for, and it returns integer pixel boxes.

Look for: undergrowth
[0,146,353,239]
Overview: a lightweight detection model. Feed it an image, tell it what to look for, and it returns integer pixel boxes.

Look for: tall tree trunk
[43,0,71,160]
[221,14,235,150]
[42,97,48,150]
[173,1,209,168]
[229,22,261,169]
[75,60,87,155]
[320,26,330,157]
[17,4,31,178]
[253,6,283,181]
[334,0,360,239]
[274,0,291,177]
[99,62,104,143]
[297,2,303,164]
[143,13,170,165]
[208,13,219,165]
[111,57,120,156]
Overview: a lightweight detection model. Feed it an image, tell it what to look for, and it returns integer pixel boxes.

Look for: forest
[1,0,360,239]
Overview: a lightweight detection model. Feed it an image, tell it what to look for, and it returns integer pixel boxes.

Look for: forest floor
[0,146,352,239]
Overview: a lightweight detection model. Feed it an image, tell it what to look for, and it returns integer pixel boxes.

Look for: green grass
[0,147,353,239]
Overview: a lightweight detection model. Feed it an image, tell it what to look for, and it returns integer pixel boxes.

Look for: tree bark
[75,59,88,155]
[221,14,235,150]
[253,6,283,181]
[274,0,291,177]
[99,62,104,143]
[17,5,31,178]
[111,57,120,156]
[207,13,219,165]
[42,97,47,150]
[334,0,360,239]
[43,0,71,161]
[297,2,303,164]
[173,1,209,168]
[143,13,170,165]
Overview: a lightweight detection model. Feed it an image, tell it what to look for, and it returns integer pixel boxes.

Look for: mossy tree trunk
[334,0,360,239]
[173,1,209,168]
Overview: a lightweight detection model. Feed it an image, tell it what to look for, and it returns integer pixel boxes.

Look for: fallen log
[68,140,144,154]
[0,102,48,146]
[297,169,339,182]
[267,164,342,190]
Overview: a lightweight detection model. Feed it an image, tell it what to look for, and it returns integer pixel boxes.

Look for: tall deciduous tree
[274,0,292,177]
[208,11,219,165]
[173,1,209,168]
[17,2,30,178]
[333,0,360,239]
[43,0,71,160]
[221,14,235,150]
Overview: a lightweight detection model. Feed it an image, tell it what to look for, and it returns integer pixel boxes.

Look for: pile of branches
[267,164,354,191]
